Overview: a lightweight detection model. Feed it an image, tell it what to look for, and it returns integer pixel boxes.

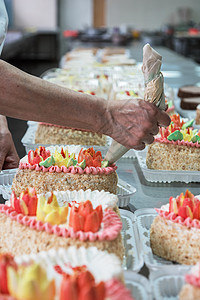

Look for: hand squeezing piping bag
[105,43,166,164]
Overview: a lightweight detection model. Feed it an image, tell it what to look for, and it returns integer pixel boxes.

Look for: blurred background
[3,0,200,62]
[1,0,200,159]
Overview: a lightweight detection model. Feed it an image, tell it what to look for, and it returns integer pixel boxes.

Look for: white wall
[12,0,200,32]
[60,0,92,31]
[13,0,57,30]
[106,0,200,31]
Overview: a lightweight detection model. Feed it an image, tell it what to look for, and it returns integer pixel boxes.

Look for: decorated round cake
[35,123,107,146]
[146,114,200,171]
[0,247,134,300]
[12,146,118,196]
[179,262,200,300]
[150,190,200,265]
[0,188,123,260]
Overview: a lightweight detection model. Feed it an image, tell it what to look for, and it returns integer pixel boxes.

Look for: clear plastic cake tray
[150,266,190,300]
[22,121,137,159]
[21,121,111,157]
[120,209,144,272]
[134,208,191,272]
[0,169,18,185]
[135,148,200,183]
[0,169,136,208]
[124,271,152,300]
[117,178,136,207]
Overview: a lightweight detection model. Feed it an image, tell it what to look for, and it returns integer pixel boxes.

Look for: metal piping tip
[104,140,129,164]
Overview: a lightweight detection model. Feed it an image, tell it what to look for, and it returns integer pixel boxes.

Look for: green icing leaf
[73,159,77,166]
[193,129,198,135]
[191,135,200,143]
[167,100,173,108]
[77,159,86,169]
[39,155,55,168]
[182,119,194,129]
[167,130,183,141]
[101,160,109,168]
[67,158,77,168]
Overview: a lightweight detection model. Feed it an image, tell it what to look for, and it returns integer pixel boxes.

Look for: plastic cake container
[125,271,152,300]
[0,184,143,273]
[22,121,111,157]
[22,121,136,158]
[135,148,200,183]
[150,266,190,300]
[120,209,144,272]
[0,169,18,185]
[0,167,136,208]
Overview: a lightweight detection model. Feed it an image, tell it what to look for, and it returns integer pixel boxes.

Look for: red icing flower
[28,146,50,165]
[169,190,200,220]
[78,148,102,168]
[10,188,38,216]
[0,254,17,294]
[171,114,184,129]
[160,114,186,138]
[61,147,66,158]
[60,268,105,300]
[69,200,103,233]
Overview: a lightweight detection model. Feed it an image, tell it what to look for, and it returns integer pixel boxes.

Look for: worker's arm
[0,59,170,150]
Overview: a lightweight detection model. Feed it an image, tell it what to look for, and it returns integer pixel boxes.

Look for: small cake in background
[0,188,123,259]
[35,123,107,146]
[179,262,200,300]
[177,85,200,110]
[12,146,118,196]
[146,114,200,171]
[0,247,134,300]
[180,97,200,110]
[103,47,126,56]
[113,90,140,101]
[178,85,200,99]
[196,104,200,125]
[150,190,200,265]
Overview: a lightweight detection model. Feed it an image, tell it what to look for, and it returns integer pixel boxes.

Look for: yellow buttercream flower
[53,149,76,168]
[53,149,69,166]
[7,263,55,300]
[36,193,68,225]
[181,128,194,142]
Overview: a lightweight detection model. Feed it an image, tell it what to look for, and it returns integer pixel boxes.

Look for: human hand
[0,116,19,171]
[104,99,171,150]
[0,131,19,170]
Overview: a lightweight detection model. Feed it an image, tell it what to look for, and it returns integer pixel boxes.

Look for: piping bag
[104,43,166,164]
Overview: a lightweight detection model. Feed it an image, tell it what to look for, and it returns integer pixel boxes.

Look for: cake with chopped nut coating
[150,190,200,265]
[0,188,124,261]
[35,122,107,146]
[179,262,200,300]
[146,114,200,171]
[12,145,118,197]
